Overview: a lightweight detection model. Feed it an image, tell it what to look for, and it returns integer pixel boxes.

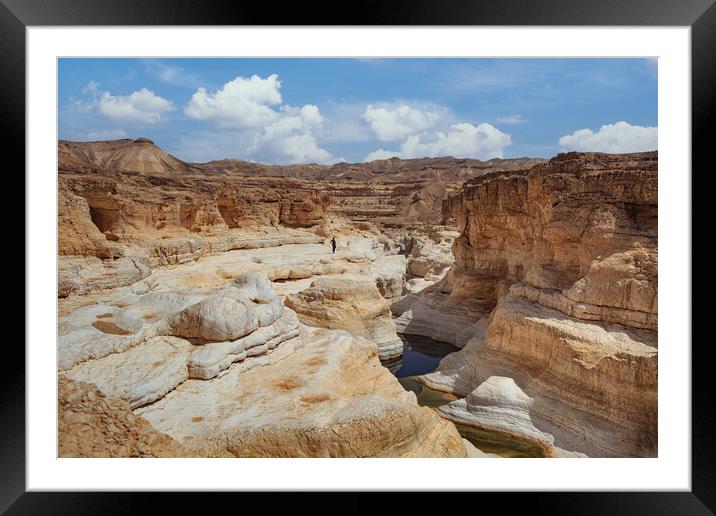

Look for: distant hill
[59,137,547,180]
[58,138,204,174]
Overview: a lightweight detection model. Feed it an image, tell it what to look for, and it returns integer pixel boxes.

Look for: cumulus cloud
[558,121,657,153]
[97,89,175,124]
[247,104,334,164]
[362,104,444,141]
[181,74,336,164]
[75,82,175,124]
[363,122,511,162]
[185,74,283,128]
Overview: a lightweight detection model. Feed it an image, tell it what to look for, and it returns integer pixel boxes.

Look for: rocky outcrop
[187,309,300,380]
[136,326,469,457]
[439,376,555,454]
[443,152,657,312]
[286,278,403,361]
[404,228,459,281]
[365,254,407,300]
[59,256,152,297]
[59,271,473,458]
[421,152,658,457]
[65,336,194,409]
[58,376,198,457]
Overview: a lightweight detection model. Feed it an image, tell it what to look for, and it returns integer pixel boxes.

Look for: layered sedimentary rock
[201,154,547,182]
[59,269,472,458]
[137,326,469,457]
[422,152,658,457]
[58,138,539,301]
[439,376,555,453]
[286,278,403,361]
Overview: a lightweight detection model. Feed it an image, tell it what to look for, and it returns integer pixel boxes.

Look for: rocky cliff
[59,138,524,296]
[421,151,658,457]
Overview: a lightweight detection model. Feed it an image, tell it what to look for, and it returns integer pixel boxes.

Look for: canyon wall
[59,138,531,297]
[422,151,658,457]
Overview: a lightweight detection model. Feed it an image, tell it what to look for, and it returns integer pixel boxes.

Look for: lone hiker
[331,236,337,254]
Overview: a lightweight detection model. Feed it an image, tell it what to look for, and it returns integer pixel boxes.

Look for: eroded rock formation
[59,268,471,457]
[286,278,403,361]
[420,152,658,457]
[57,137,658,459]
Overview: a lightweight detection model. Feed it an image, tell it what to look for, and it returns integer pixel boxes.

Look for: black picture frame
[6,0,711,513]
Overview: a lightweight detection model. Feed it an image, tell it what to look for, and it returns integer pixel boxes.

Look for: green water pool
[398,375,545,458]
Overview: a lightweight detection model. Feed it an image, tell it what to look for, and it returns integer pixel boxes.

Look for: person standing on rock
[331,236,336,254]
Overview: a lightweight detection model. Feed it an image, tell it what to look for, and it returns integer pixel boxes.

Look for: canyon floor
[57,138,657,458]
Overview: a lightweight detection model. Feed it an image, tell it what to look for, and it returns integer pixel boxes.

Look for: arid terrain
[57,137,657,458]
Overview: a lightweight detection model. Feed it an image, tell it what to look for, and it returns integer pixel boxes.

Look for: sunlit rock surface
[421,152,658,457]
[286,278,404,361]
[57,138,657,459]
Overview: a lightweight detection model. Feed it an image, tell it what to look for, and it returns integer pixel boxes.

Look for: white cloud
[184,74,283,128]
[74,83,175,124]
[558,121,657,153]
[247,104,335,164]
[496,114,525,124]
[362,104,444,141]
[276,133,333,164]
[364,149,401,162]
[363,122,511,162]
[183,74,336,164]
[97,88,175,124]
[82,80,100,95]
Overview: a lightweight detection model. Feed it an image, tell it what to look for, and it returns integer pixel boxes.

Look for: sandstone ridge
[419,151,658,457]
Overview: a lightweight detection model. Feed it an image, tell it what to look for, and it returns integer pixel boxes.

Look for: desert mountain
[59,138,204,175]
[59,137,546,180]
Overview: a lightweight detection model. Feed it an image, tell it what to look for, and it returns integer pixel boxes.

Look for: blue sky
[58,58,657,164]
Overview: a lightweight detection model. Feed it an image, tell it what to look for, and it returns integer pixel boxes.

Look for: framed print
[7,0,712,512]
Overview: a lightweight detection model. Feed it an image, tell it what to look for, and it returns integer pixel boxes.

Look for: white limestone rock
[188,309,301,380]
[231,272,284,326]
[169,292,259,341]
[365,254,407,300]
[64,336,194,409]
[439,376,555,447]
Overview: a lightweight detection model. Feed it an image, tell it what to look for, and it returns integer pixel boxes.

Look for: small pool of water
[386,334,459,379]
[454,424,546,458]
[389,334,545,458]
[398,376,458,408]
